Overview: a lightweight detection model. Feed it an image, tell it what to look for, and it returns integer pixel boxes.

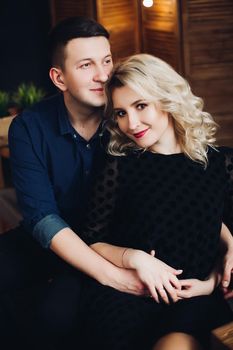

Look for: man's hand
[105,267,146,296]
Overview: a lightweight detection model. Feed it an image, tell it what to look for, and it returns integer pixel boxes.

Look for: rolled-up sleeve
[9,114,69,247]
[33,214,69,248]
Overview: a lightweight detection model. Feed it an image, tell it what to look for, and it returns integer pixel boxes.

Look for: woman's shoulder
[208,146,233,165]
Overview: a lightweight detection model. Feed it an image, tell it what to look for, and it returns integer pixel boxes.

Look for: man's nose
[93,65,109,83]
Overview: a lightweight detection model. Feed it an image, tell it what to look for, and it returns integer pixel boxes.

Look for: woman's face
[112,85,175,153]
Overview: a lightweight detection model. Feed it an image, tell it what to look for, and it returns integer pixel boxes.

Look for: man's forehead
[66,36,111,60]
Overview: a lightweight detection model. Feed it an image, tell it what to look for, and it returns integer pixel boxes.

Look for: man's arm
[50,228,145,295]
[91,242,182,303]
[8,115,144,295]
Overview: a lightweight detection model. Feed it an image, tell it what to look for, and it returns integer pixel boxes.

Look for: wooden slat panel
[141,0,182,71]
[50,0,96,26]
[96,0,140,60]
[182,0,233,147]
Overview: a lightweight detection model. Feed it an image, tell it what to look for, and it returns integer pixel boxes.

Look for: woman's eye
[137,103,147,110]
[115,110,126,118]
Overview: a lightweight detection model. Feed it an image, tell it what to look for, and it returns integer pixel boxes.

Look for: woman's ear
[49,67,67,92]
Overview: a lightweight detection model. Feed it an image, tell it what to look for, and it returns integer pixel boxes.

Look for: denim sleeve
[32,214,69,248]
[8,113,65,244]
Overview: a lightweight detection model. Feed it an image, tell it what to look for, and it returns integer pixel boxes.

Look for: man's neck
[64,94,103,141]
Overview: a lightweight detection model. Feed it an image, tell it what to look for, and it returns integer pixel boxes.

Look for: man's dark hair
[48,16,110,68]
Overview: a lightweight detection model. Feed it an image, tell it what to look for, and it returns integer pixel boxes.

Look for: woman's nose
[127,113,140,131]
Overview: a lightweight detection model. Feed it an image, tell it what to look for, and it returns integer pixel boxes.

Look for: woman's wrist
[207,270,221,290]
[123,249,146,269]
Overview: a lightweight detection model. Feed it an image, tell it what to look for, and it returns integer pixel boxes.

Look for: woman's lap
[81,279,233,350]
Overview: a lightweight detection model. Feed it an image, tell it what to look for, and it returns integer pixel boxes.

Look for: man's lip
[133,128,149,138]
[90,88,104,91]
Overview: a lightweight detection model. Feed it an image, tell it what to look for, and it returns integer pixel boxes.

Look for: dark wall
[0,0,55,95]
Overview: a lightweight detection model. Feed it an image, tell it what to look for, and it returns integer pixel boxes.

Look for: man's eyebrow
[75,54,112,65]
[75,58,92,64]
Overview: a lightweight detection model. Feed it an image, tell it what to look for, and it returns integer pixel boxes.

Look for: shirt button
[73,134,77,139]
[86,143,91,149]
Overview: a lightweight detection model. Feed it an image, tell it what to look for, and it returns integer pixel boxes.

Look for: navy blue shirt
[9,94,108,248]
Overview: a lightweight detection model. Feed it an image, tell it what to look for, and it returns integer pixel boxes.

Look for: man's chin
[89,99,105,108]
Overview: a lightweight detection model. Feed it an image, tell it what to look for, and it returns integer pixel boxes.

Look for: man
[1,15,232,349]
[0,16,147,348]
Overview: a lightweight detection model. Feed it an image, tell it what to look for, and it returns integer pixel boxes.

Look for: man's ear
[49,67,67,91]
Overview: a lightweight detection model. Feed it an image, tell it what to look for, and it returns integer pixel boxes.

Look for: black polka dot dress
[80,147,233,349]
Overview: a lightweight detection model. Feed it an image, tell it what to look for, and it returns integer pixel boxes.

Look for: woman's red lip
[133,129,149,138]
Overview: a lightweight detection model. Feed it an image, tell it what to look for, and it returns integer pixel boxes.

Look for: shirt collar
[57,94,73,136]
[57,94,107,140]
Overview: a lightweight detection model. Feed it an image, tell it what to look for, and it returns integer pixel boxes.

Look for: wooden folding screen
[141,0,182,71]
[50,0,233,146]
[50,0,140,60]
[181,0,233,146]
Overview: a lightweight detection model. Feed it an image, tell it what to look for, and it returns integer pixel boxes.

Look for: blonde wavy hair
[105,54,218,166]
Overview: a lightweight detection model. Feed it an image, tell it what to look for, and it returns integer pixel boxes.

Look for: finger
[177,289,191,299]
[165,264,183,275]
[147,284,159,303]
[179,279,192,288]
[224,290,233,300]
[163,281,179,303]
[157,285,170,304]
[150,250,155,257]
[222,265,232,288]
[169,275,182,290]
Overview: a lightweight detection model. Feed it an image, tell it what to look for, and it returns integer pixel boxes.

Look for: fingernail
[223,281,229,287]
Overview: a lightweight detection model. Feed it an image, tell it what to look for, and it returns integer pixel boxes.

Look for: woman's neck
[149,118,181,155]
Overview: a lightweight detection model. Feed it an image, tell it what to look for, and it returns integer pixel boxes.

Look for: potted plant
[0,90,10,118]
[12,82,45,110]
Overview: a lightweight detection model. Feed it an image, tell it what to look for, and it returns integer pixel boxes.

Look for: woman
[79,54,233,350]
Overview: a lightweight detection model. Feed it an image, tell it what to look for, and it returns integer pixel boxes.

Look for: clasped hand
[124,249,218,304]
[124,249,182,304]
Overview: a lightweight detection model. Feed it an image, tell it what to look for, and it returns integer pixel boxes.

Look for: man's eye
[137,103,147,110]
[80,63,91,69]
[104,58,112,65]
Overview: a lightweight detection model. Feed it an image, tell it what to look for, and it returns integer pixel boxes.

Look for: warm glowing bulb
[143,0,153,7]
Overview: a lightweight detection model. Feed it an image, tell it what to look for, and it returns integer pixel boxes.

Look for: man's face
[60,36,113,108]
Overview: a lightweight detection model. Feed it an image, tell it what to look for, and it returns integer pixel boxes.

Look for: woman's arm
[176,222,232,299]
[91,242,182,303]
[220,222,233,297]
[177,268,221,299]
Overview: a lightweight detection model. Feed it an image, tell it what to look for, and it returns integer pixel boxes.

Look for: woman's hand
[177,279,214,298]
[123,249,183,304]
[177,269,221,299]
[221,244,233,299]
[219,223,233,299]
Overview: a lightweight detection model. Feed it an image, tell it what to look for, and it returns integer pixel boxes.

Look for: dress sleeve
[80,155,119,246]
[221,147,233,234]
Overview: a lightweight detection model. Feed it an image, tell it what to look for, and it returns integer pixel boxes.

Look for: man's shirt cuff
[32,214,69,248]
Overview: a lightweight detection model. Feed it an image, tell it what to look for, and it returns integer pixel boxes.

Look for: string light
[142,0,153,7]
